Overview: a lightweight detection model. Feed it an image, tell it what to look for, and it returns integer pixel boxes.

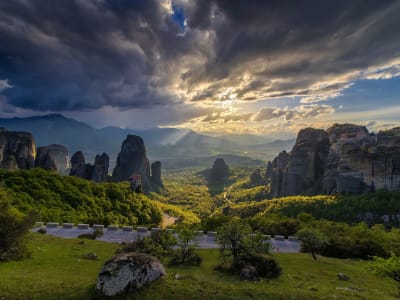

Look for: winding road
[32,226,301,253]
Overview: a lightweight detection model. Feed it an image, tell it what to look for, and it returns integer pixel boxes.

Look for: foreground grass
[0,234,398,300]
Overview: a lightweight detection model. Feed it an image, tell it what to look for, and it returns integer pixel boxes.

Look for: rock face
[70,151,86,178]
[35,144,69,173]
[267,124,400,195]
[112,135,151,185]
[210,158,230,181]
[92,153,109,183]
[250,169,264,186]
[0,129,36,170]
[95,252,166,296]
[280,128,330,196]
[323,124,400,194]
[151,161,163,186]
[70,151,109,182]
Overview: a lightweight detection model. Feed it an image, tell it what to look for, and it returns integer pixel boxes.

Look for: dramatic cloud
[0,0,399,132]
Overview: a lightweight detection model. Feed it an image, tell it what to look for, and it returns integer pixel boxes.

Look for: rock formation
[92,153,110,183]
[95,252,166,296]
[35,144,69,173]
[151,161,163,186]
[0,129,36,170]
[323,124,400,194]
[250,169,264,186]
[266,124,400,196]
[112,135,151,185]
[210,158,230,181]
[70,151,109,182]
[70,151,86,178]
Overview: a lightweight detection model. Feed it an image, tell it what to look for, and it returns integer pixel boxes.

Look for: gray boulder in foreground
[95,252,166,296]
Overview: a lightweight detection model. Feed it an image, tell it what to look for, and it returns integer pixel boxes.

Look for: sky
[0,0,399,138]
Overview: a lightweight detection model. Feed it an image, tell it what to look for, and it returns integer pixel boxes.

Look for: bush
[170,252,202,266]
[0,193,37,262]
[233,254,282,279]
[367,252,400,281]
[120,230,177,259]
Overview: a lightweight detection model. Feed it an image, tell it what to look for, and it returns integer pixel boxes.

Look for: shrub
[0,193,37,262]
[367,252,400,281]
[233,254,282,279]
[120,230,177,259]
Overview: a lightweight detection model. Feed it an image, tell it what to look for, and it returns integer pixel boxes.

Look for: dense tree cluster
[0,169,162,226]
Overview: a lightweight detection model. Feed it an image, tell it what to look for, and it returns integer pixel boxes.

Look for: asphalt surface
[33,227,301,253]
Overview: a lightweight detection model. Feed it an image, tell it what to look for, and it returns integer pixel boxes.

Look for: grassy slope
[0,234,397,300]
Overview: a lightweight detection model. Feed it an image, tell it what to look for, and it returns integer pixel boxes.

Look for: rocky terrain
[266,124,400,195]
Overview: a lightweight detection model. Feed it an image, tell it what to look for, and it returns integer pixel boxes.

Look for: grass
[0,233,398,300]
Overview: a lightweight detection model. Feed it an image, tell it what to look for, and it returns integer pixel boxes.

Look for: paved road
[33,227,301,253]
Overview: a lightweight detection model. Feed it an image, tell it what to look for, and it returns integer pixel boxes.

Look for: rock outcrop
[0,129,36,170]
[112,135,151,185]
[35,144,69,173]
[210,158,230,181]
[95,252,166,296]
[280,128,330,196]
[151,161,163,186]
[250,169,264,186]
[70,151,86,178]
[92,153,109,183]
[266,124,400,196]
[70,151,109,182]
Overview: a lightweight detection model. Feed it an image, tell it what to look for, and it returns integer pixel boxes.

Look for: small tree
[297,227,328,260]
[174,226,197,263]
[216,220,279,278]
[217,221,270,262]
[0,195,37,262]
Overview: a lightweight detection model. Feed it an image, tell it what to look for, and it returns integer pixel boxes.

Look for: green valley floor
[0,234,398,300]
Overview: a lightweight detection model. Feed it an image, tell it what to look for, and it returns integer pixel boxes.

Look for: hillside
[0,168,196,226]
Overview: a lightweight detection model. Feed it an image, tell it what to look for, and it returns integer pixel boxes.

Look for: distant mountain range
[0,114,294,168]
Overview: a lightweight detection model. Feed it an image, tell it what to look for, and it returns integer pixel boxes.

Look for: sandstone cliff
[70,151,109,182]
[35,144,69,173]
[112,135,151,185]
[0,129,36,170]
[267,124,400,195]
[210,158,230,181]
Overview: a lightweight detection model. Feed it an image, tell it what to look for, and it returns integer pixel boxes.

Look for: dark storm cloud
[0,0,193,111]
[0,0,399,113]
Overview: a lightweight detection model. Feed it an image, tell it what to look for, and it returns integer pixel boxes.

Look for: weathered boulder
[250,169,264,186]
[70,151,86,178]
[240,265,259,281]
[91,153,109,182]
[0,129,36,170]
[210,158,230,181]
[112,135,151,185]
[151,161,163,186]
[95,252,166,296]
[35,144,69,173]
